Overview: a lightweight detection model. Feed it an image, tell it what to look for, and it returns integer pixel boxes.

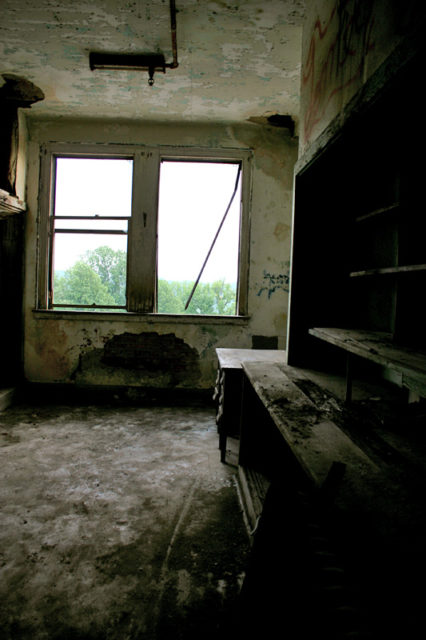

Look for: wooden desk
[213,348,287,462]
[236,360,426,638]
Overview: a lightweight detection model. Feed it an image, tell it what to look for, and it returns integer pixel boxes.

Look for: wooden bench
[237,361,381,530]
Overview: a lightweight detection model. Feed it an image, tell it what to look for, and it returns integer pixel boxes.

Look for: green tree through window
[54,246,236,314]
[84,245,127,306]
[54,261,116,308]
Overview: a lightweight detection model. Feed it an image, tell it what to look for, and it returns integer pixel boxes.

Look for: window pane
[52,233,127,307]
[54,218,128,232]
[52,157,132,309]
[54,158,133,217]
[157,161,241,315]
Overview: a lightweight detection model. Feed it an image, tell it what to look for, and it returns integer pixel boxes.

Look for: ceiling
[0,0,305,124]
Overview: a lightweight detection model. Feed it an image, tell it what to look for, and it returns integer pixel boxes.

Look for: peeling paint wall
[24,118,297,390]
[1,0,303,124]
[299,0,422,155]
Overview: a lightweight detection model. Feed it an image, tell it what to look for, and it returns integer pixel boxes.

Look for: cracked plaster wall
[23,118,298,390]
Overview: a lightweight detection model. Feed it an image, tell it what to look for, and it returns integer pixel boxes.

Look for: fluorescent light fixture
[89,53,166,85]
[89,1,178,86]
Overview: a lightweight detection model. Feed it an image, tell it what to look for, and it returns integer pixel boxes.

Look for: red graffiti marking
[303,0,375,143]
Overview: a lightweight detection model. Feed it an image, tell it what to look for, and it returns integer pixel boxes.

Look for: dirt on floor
[0,402,250,640]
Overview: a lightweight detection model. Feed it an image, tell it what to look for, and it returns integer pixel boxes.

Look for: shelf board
[309,327,426,397]
[355,202,400,223]
[349,264,426,278]
[0,189,26,218]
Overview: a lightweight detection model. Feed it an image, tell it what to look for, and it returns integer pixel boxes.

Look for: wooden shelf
[309,327,426,397]
[355,202,400,223]
[0,189,26,218]
[349,264,426,278]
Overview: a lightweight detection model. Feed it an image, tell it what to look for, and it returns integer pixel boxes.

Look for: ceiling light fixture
[89,0,178,86]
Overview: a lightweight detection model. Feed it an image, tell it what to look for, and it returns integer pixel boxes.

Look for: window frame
[37,143,252,316]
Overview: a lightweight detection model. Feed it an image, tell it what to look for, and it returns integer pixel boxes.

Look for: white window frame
[36,143,252,316]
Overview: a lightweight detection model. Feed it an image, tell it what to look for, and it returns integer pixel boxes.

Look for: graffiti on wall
[302,0,375,143]
[257,262,290,299]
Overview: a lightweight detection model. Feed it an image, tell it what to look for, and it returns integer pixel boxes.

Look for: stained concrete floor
[0,401,250,640]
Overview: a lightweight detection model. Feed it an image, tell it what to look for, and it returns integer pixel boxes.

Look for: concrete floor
[0,401,250,640]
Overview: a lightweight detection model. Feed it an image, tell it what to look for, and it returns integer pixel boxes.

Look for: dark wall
[0,214,24,385]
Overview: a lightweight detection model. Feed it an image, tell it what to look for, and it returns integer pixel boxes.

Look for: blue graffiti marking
[257,269,290,299]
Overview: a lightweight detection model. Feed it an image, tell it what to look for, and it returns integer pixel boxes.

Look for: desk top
[216,348,287,370]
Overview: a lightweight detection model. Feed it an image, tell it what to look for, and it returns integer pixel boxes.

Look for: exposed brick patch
[102,332,200,384]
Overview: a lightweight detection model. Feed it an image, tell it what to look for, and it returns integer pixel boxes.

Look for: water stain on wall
[230,125,297,184]
[273,222,290,242]
[31,322,71,381]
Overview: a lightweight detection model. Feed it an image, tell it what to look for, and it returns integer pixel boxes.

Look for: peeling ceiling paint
[0,0,305,124]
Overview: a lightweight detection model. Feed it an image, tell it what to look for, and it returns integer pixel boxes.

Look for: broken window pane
[157,161,241,315]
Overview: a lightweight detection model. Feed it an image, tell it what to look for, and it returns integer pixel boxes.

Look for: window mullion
[127,148,160,312]
[37,146,55,309]
[236,154,251,315]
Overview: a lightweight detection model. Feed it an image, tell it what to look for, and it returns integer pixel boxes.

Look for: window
[37,144,251,316]
[52,157,132,310]
[157,160,242,314]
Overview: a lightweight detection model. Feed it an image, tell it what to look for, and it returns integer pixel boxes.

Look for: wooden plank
[241,362,378,489]
[236,153,252,316]
[350,264,426,278]
[355,201,400,223]
[309,327,426,396]
[237,466,270,537]
[36,145,53,309]
[216,348,287,370]
[0,189,26,217]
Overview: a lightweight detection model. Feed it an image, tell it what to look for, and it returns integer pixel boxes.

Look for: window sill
[32,309,250,325]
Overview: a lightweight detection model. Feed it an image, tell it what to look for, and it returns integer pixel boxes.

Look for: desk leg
[219,431,227,463]
[214,368,227,462]
[345,354,353,404]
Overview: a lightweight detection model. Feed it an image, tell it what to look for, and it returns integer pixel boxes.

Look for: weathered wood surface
[241,361,378,489]
[237,466,270,536]
[309,327,426,396]
[350,264,426,278]
[355,201,400,223]
[0,188,25,217]
[216,348,287,371]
